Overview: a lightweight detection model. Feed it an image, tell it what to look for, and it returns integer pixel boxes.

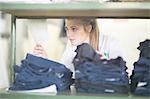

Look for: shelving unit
[0,2,150,18]
[0,2,150,99]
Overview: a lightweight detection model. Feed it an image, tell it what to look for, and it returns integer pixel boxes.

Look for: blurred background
[0,12,149,89]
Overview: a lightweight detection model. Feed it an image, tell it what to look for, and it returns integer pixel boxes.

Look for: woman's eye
[72,27,78,32]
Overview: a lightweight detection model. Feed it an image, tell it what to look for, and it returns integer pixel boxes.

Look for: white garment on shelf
[7,84,57,94]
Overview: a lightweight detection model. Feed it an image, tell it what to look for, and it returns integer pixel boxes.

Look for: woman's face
[65,19,90,46]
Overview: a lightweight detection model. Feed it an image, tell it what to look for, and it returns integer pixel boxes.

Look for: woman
[33,18,123,77]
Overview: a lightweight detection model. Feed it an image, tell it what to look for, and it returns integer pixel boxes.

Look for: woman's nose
[67,31,73,38]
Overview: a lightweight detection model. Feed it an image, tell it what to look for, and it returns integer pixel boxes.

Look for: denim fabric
[75,81,129,94]
[73,43,129,94]
[75,61,129,85]
[9,53,73,91]
[130,39,150,96]
[134,86,150,96]
[137,57,150,67]
[130,59,150,95]
[138,39,150,51]
[137,39,150,58]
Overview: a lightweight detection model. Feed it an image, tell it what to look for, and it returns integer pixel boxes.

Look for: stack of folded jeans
[73,43,129,94]
[9,53,73,92]
[130,39,150,96]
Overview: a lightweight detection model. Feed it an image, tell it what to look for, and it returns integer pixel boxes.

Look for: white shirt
[60,35,123,78]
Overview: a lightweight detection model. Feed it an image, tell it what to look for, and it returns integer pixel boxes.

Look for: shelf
[0,2,150,18]
[0,90,149,99]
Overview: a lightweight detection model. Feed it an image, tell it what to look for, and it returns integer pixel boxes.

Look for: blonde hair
[82,18,100,51]
[66,18,100,51]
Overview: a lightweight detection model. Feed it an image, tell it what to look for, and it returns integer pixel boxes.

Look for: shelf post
[9,15,16,83]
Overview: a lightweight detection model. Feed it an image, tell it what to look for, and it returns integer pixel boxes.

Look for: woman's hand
[33,44,48,58]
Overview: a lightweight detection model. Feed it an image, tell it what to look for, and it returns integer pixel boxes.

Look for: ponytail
[89,19,99,51]
[81,18,100,51]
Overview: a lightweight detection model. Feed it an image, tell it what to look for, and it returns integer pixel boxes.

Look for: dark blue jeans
[10,53,73,91]
[130,39,150,96]
[73,43,129,94]
[138,39,150,58]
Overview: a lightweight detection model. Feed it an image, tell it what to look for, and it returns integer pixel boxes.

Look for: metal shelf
[0,2,150,18]
[0,90,149,99]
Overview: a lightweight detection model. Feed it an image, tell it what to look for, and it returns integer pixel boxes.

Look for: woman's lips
[69,39,75,42]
